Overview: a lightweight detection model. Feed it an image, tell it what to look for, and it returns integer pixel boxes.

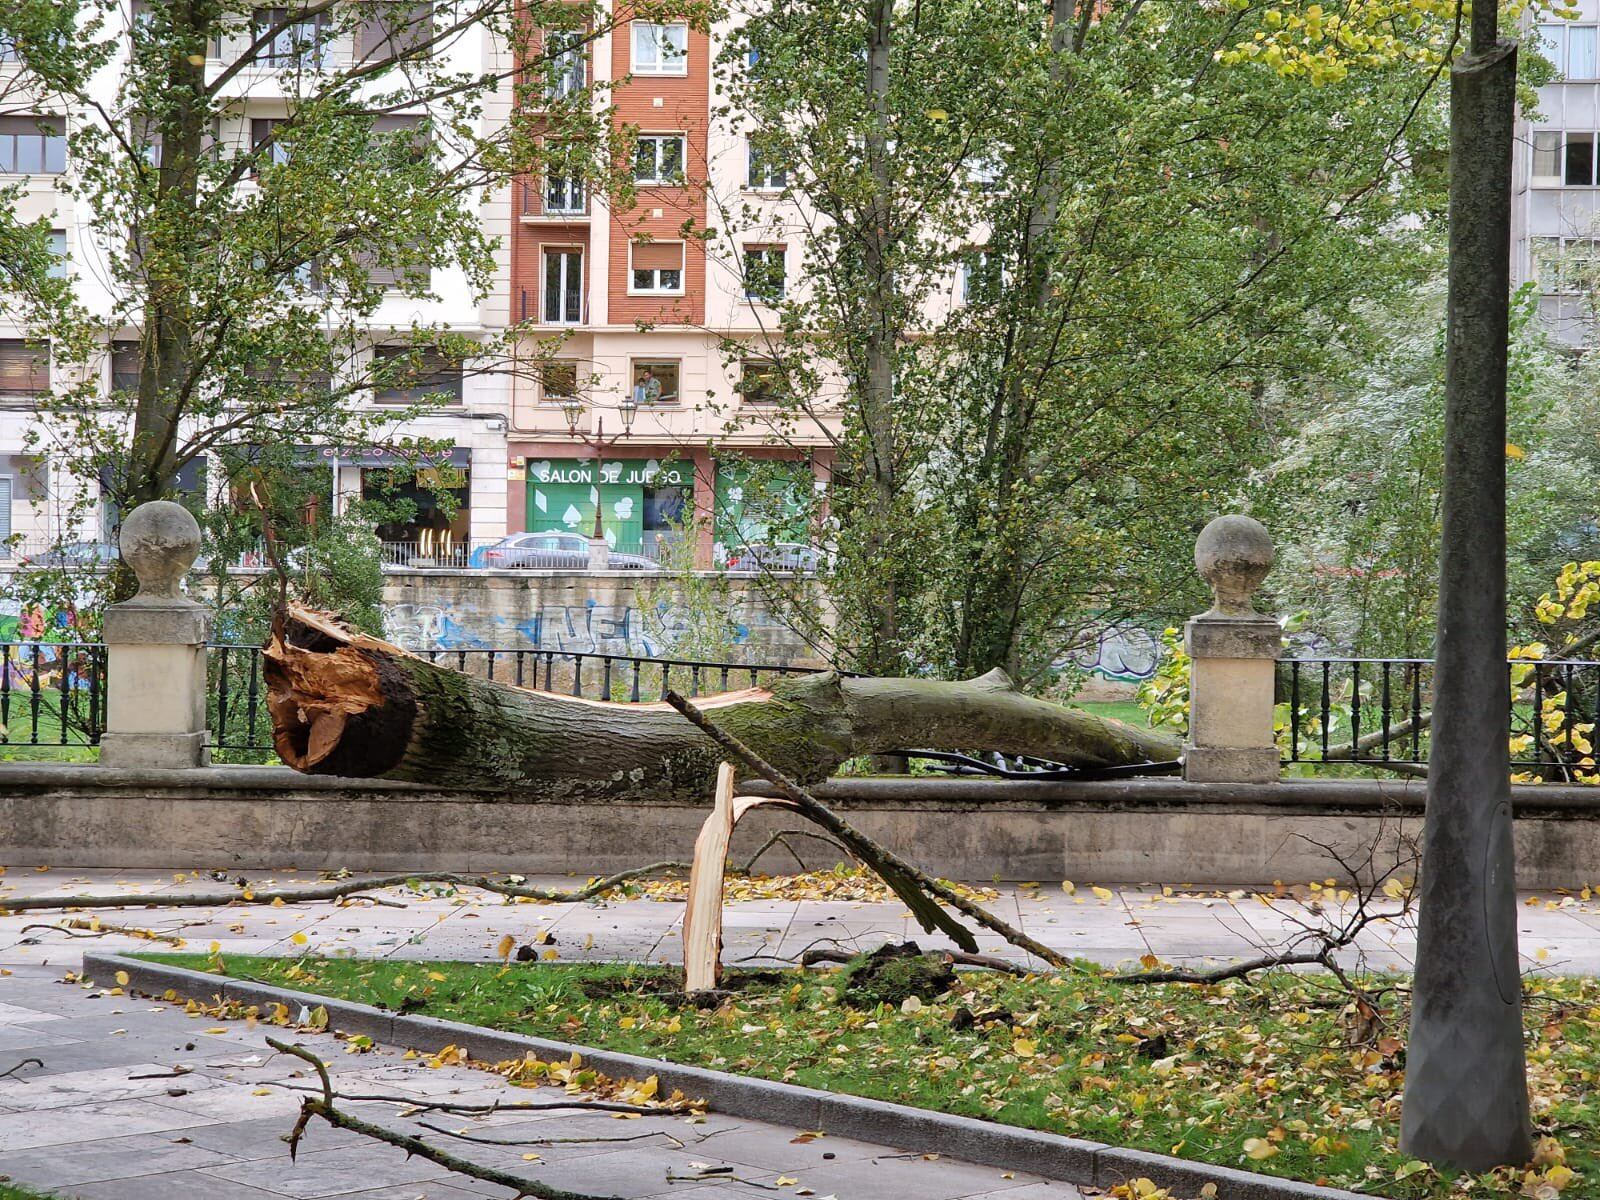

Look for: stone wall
[378,569,822,663]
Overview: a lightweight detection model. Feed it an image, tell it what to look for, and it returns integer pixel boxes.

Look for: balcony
[519,180,589,224]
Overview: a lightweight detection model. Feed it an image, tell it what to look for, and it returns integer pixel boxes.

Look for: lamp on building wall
[556,397,639,544]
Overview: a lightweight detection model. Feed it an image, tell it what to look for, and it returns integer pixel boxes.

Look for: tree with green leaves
[710,0,1556,686]
[0,0,700,586]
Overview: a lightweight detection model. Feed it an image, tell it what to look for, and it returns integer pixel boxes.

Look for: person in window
[633,367,662,406]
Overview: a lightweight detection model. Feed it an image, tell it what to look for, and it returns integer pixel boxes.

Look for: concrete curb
[83,951,1379,1200]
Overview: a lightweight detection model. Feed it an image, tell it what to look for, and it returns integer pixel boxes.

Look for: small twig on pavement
[0,1058,42,1081]
[416,1121,686,1149]
[272,1082,694,1116]
[266,1037,623,1200]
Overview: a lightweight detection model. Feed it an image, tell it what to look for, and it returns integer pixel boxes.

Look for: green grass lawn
[0,1184,62,1199]
[1074,699,1155,729]
[146,952,1596,1199]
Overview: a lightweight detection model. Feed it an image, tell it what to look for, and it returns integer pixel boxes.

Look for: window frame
[629,358,681,406]
[372,345,465,406]
[251,5,334,69]
[1531,235,1600,296]
[544,173,586,214]
[1541,22,1600,80]
[541,245,584,324]
[544,28,588,98]
[633,133,686,185]
[629,240,686,296]
[631,22,688,76]
[738,358,783,406]
[0,339,50,397]
[742,245,786,303]
[746,141,787,191]
[539,358,580,403]
[0,115,66,175]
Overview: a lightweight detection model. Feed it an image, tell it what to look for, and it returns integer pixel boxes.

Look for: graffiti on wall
[382,595,801,661]
[1064,625,1161,682]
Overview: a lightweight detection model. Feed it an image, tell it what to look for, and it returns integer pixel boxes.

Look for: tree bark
[264,606,1179,799]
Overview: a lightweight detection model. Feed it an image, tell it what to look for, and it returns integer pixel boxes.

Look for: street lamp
[556,396,637,546]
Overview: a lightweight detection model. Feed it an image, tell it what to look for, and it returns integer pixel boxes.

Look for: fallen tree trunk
[264,606,1179,801]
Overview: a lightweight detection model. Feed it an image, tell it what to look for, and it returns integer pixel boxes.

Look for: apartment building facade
[0,3,515,558]
[505,9,837,568]
[0,2,836,566]
[1517,6,1600,345]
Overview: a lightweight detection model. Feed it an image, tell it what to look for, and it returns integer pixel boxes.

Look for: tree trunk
[264,607,1179,799]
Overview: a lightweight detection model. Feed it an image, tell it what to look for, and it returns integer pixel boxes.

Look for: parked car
[475,531,659,571]
[17,541,120,568]
[725,542,823,573]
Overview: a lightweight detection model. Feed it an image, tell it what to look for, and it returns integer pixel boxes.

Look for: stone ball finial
[1195,514,1274,619]
[118,500,201,602]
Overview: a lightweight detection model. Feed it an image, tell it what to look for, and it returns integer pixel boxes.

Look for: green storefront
[712,459,813,553]
[524,458,693,555]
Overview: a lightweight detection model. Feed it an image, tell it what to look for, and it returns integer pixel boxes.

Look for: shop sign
[524,457,693,488]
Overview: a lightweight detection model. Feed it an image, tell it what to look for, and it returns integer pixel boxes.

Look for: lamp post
[1398,2,1531,1171]
[559,395,638,565]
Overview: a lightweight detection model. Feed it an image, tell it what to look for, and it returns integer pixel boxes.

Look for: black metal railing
[0,641,106,749]
[1282,656,1600,774]
[209,644,817,754]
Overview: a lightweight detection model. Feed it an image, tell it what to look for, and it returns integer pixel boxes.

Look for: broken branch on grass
[266,1037,622,1200]
[663,689,1067,969]
[0,863,689,915]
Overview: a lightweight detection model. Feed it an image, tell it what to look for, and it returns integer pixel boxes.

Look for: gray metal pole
[1398,10,1532,1171]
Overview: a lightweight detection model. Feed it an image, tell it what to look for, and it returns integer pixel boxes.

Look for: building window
[630,359,679,405]
[633,134,685,185]
[738,359,782,405]
[1541,23,1600,80]
[111,339,140,394]
[46,230,67,278]
[251,117,292,169]
[373,346,464,405]
[1531,236,1600,295]
[355,2,432,62]
[630,240,684,293]
[540,359,579,402]
[542,247,583,323]
[0,116,65,174]
[0,341,49,396]
[545,29,587,98]
[1529,129,1600,187]
[960,248,999,302]
[370,113,428,163]
[747,141,786,190]
[252,6,332,67]
[743,245,786,302]
[631,22,687,75]
[544,173,585,214]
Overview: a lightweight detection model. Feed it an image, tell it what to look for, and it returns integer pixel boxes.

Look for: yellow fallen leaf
[115,970,130,986]
[1507,442,1526,459]
[1091,885,1114,902]
[290,932,308,946]
[1243,1137,1278,1160]
[1013,1038,1037,1058]
[497,933,516,962]
[1061,880,1076,895]
[203,1026,229,1034]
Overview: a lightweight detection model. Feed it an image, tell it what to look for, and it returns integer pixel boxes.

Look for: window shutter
[0,342,47,394]
[632,241,683,270]
[0,477,13,543]
[0,115,63,135]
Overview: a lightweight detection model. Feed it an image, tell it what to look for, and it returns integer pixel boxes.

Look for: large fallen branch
[663,690,1069,969]
[264,606,1179,800]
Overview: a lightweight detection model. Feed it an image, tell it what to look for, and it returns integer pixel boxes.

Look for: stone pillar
[98,501,211,769]
[1183,514,1279,784]
[587,534,609,571]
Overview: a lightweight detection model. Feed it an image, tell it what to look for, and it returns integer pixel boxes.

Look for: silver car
[476,531,658,571]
